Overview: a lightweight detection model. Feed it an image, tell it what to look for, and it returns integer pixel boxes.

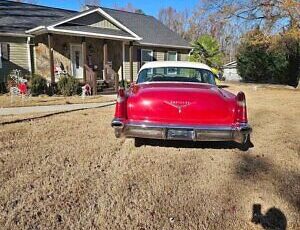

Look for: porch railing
[104,64,119,92]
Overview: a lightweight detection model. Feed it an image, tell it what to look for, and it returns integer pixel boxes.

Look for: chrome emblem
[164,100,192,113]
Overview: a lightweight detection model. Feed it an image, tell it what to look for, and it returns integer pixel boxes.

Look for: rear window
[137,67,216,85]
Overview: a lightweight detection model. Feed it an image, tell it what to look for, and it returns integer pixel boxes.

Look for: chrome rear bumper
[111,119,252,144]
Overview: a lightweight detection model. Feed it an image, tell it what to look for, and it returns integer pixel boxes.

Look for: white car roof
[139,61,212,72]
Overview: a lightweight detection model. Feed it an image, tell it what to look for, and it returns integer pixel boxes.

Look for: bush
[29,74,48,96]
[237,28,300,86]
[57,76,80,96]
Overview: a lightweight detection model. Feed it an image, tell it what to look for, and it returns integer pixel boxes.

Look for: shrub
[57,75,80,96]
[29,74,48,96]
[237,28,299,86]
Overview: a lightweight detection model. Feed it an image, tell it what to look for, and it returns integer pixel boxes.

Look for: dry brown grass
[0,83,299,229]
[0,94,114,108]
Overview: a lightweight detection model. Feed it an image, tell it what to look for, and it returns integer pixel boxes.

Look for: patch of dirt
[0,83,299,229]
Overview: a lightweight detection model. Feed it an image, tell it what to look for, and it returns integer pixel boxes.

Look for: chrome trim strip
[125,121,235,131]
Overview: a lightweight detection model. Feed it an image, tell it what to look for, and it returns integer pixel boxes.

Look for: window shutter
[137,48,141,70]
[164,51,168,61]
[177,51,180,61]
[1,43,10,61]
[152,50,156,61]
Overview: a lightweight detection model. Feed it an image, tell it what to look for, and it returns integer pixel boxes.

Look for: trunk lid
[127,83,236,126]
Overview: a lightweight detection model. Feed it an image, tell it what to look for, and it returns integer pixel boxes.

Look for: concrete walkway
[0,102,115,116]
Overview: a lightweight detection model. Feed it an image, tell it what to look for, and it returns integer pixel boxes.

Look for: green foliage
[57,76,80,96]
[237,28,299,86]
[29,74,48,96]
[190,35,223,68]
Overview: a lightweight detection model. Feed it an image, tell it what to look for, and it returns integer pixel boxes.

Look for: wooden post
[103,40,108,81]
[114,73,119,92]
[121,42,125,86]
[82,37,87,83]
[129,41,133,83]
[93,71,97,95]
[47,34,55,84]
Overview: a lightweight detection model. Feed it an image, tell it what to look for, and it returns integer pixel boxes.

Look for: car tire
[134,138,144,147]
[238,135,251,151]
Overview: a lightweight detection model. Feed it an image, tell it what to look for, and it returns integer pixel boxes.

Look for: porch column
[47,33,55,84]
[121,42,125,86]
[129,41,134,83]
[103,40,108,81]
[82,37,87,83]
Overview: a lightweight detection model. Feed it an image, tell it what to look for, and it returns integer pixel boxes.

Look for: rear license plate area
[167,129,195,140]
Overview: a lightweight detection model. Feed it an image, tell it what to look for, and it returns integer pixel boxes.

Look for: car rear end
[111,62,252,146]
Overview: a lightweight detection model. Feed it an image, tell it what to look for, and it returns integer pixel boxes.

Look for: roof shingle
[0,0,190,48]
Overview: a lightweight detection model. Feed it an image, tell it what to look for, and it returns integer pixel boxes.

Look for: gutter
[0,32,34,37]
[25,26,46,34]
[136,42,192,50]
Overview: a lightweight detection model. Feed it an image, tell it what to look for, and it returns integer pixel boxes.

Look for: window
[167,51,178,74]
[137,67,216,85]
[167,51,177,61]
[141,49,153,66]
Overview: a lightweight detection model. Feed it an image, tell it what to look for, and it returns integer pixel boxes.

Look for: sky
[35,0,199,17]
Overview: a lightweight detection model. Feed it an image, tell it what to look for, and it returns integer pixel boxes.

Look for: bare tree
[78,0,100,9]
[158,7,190,40]
[84,0,100,6]
[198,0,300,31]
[114,3,145,14]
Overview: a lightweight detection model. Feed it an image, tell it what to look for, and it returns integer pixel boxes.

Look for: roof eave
[47,7,142,41]
[0,32,34,37]
[25,26,46,34]
[47,28,141,41]
[136,42,192,50]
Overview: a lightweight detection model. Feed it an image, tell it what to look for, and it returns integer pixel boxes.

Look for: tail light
[235,91,248,123]
[115,88,127,119]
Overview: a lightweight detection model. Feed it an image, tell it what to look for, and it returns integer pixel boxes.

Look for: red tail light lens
[115,88,127,119]
[236,91,248,123]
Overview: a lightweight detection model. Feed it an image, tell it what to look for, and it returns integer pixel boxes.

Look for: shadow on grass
[0,103,115,126]
[252,204,287,230]
[135,138,254,150]
[235,154,300,228]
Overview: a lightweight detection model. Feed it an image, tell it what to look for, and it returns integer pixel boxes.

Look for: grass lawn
[0,94,115,108]
[0,83,299,229]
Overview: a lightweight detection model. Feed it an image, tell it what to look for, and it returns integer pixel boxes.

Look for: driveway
[0,102,115,116]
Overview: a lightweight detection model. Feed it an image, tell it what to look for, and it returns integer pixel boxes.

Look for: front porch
[33,33,135,94]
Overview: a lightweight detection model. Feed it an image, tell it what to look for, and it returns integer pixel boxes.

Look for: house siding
[123,45,190,81]
[0,36,30,82]
[69,12,120,30]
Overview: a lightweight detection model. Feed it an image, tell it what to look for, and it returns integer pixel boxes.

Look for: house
[222,61,242,81]
[0,0,191,91]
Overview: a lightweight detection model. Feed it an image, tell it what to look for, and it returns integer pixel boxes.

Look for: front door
[70,44,83,78]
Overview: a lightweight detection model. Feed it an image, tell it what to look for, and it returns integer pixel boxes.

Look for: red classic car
[112,61,252,149]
